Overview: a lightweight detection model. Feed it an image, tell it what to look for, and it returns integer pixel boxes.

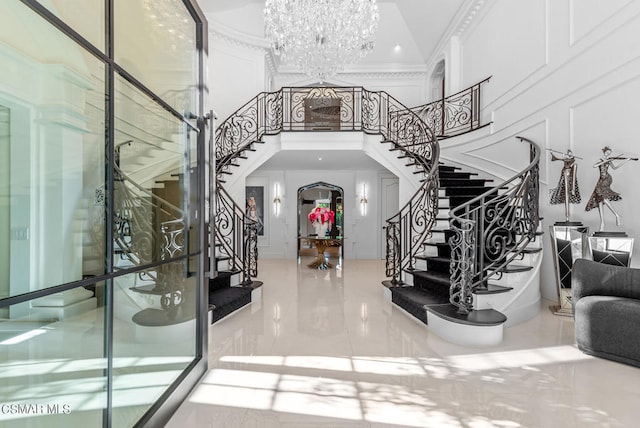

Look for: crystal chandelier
[264,0,380,82]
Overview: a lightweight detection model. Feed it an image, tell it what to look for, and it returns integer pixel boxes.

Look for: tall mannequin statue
[549,149,581,223]
[585,146,637,231]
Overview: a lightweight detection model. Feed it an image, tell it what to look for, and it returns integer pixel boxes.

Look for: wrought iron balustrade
[213,86,441,287]
[411,77,491,138]
[214,185,258,286]
[112,161,189,310]
[449,136,540,314]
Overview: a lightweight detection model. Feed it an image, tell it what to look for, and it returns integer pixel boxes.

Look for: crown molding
[425,0,490,71]
[207,15,270,52]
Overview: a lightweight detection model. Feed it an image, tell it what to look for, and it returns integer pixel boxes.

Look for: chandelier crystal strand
[264,0,379,82]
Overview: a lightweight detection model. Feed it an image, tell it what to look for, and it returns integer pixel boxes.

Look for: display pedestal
[549,222,589,317]
[588,231,634,267]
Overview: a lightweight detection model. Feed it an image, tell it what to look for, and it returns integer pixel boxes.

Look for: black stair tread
[213,270,242,279]
[429,228,452,233]
[426,305,507,326]
[439,178,493,186]
[518,247,542,254]
[488,263,533,273]
[391,286,450,306]
[129,284,167,295]
[407,269,450,286]
[132,307,195,327]
[438,165,461,171]
[422,256,451,264]
[473,283,513,295]
[215,255,230,261]
[209,287,252,323]
[438,185,490,190]
[438,171,479,178]
[423,242,451,248]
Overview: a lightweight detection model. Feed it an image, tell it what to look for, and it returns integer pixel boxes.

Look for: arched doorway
[297,182,344,264]
[431,59,445,102]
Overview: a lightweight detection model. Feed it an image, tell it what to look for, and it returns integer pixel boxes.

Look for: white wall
[208,22,267,122]
[437,0,640,301]
[247,168,394,260]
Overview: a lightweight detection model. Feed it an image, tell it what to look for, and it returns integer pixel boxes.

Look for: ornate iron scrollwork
[411,77,490,139]
[449,137,541,314]
[213,85,440,290]
[214,184,259,286]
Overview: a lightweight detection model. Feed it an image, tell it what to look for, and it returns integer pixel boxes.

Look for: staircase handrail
[113,164,186,274]
[215,89,283,176]
[215,184,259,285]
[115,165,184,217]
[448,136,540,314]
[410,77,491,138]
[214,86,441,286]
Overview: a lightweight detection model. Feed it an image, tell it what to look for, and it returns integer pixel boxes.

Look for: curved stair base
[425,305,507,347]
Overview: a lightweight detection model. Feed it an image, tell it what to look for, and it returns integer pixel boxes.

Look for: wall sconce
[360,183,368,216]
[273,183,282,217]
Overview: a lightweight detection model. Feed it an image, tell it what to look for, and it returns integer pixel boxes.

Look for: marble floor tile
[167,258,640,428]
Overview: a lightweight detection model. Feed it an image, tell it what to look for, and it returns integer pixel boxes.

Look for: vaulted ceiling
[196,0,475,171]
[197,0,468,73]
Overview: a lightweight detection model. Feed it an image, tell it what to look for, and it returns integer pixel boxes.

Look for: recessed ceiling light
[318,157,322,161]
[393,44,402,52]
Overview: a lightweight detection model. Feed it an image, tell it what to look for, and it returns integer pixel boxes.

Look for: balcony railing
[213,86,441,286]
[410,77,491,138]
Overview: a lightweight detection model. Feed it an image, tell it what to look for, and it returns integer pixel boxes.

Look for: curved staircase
[385,137,542,346]
[212,81,542,345]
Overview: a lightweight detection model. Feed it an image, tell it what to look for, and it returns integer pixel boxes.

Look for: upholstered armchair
[572,258,640,368]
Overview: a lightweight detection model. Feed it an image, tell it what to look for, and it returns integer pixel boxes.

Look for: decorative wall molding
[425,0,489,72]
[453,0,490,38]
[208,17,269,52]
[569,0,634,46]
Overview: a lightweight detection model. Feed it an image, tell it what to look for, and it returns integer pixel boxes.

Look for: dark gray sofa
[572,258,640,368]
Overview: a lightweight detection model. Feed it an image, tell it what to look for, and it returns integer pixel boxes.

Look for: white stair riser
[229,272,241,287]
[425,234,447,244]
[435,219,450,229]
[216,259,230,271]
[401,271,414,286]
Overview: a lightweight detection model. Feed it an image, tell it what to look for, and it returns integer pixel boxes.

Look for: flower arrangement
[308,206,335,226]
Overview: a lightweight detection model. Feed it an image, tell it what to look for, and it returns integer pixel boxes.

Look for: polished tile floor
[167,258,640,428]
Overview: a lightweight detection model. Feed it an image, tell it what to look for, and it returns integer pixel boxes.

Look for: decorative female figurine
[585,146,638,231]
[549,148,582,223]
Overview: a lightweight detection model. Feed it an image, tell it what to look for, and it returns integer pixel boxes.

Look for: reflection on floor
[168,257,640,428]
[0,272,196,428]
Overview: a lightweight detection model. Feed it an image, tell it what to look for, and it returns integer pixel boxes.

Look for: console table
[302,237,343,269]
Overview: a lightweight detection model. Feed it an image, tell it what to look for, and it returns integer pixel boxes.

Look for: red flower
[308,207,335,225]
